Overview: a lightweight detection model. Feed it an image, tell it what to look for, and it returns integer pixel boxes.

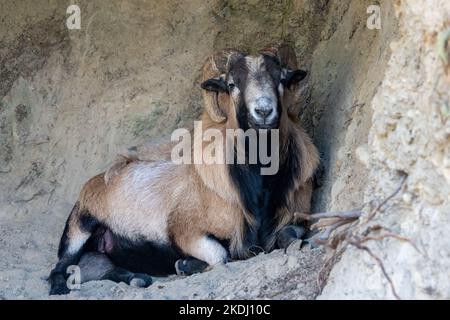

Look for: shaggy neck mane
[227,120,302,250]
[194,111,314,252]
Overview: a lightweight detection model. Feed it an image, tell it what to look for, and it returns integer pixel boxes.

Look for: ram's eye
[228,83,236,91]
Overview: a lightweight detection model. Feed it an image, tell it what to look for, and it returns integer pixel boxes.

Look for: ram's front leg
[173,232,229,275]
[240,224,265,257]
[175,257,209,276]
[276,225,306,251]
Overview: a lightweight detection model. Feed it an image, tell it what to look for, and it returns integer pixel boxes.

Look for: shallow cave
[1,1,448,299]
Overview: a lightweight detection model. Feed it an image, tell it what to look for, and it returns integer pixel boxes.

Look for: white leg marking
[67,233,90,255]
[191,236,228,266]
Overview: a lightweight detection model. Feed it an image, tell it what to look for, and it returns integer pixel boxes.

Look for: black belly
[85,226,182,276]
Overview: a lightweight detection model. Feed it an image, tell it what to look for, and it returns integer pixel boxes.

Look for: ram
[48,42,319,295]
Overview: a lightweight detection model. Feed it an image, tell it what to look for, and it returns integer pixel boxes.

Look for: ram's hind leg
[78,252,152,288]
[49,204,99,295]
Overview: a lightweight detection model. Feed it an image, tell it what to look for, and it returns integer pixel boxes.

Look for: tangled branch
[303,173,421,299]
[346,240,400,300]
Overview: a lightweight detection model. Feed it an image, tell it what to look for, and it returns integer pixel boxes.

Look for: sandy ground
[0,220,325,300]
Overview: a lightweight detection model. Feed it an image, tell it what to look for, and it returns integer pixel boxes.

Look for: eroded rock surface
[1,0,448,299]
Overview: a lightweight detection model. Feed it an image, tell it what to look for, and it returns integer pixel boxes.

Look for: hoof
[277,225,306,250]
[284,239,303,255]
[49,273,70,296]
[247,245,265,256]
[130,273,153,288]
[49,283,70,296]
[175,258,208,276]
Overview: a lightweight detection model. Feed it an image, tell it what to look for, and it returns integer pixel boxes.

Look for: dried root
[303,173,421,299]
[346,240,400,300]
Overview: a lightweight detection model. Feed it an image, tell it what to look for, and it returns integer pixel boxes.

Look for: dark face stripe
[228,56,249,90]
[262,54,282,85]
[228,56,249,129]
[227,54,283,129]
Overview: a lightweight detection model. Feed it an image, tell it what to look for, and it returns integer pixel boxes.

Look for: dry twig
[296,208,362,221]
[347,240,400,300]
[359,232,423,255]
[307,174,413,300]
[365,174,407,222]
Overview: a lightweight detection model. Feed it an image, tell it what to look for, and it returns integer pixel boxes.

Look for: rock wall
[0,0,331,299]
[320,0,450,299]
[304,0,397,213]
[0,0,448,299]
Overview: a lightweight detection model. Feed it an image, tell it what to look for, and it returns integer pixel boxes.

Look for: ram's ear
[201,77,228,92]
[281,69,307,89]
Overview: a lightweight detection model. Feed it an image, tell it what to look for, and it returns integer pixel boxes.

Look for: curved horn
[202,49,243,123]
[259,41,298,70]
[260,41,304,118]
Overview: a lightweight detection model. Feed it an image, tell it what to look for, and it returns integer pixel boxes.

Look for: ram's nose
[254,106,273,119]
[253,97,275,121]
